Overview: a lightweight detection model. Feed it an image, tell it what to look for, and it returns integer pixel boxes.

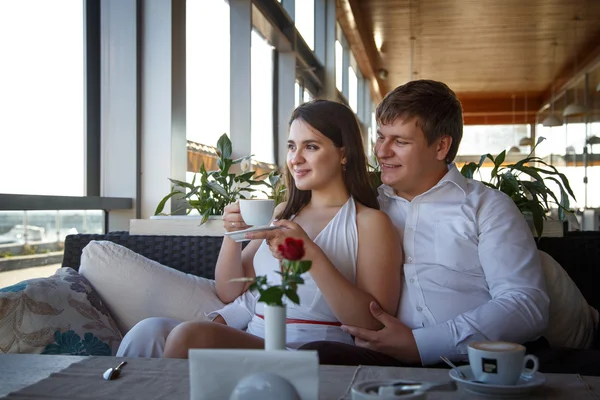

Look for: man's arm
[412,193,550,365]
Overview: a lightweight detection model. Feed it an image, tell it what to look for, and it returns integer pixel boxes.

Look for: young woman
[116,100,402,358]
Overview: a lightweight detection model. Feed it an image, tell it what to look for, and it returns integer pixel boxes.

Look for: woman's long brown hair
[277,100,379,220]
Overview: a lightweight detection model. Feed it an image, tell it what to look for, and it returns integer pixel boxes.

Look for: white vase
[264,304,286,351]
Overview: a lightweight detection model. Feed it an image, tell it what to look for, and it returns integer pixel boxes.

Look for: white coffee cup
[467,341,539,386]
[239,199,275,227]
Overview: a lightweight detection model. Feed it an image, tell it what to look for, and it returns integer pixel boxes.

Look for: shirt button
[409,278,415,283]
[416,306,423,312]
[407,257,413,263]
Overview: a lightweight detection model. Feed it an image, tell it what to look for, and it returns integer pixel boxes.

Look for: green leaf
[498,172,520,196]
[154,191,183,215]
[491,151,506,179]
[168,178,196,191]
[217,133,232,159]
[296,260,312,274]
[236,171,257,181]
[460,162,478,179]
[258,286,285,306]
[477,154,487,168]
[286,275,305,285]
[207,181,229,198]
[285,289,300,305]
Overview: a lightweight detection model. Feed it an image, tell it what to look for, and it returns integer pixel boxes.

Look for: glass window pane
[186,0,230,148]
[0,210,104,287]
[295,81,301,108]
[303,88,312,104]
[335,40,343,92]
[251,30,275,164]
[295,0,314,50]
[349,66,358,112]
[458,125,530,156]
[0,1,84,196]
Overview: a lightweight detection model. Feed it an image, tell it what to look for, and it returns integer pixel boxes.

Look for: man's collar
[439,163,468,195]
[377,163,468,199]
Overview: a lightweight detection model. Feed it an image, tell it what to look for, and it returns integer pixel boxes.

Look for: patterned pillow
[0,267,122,355]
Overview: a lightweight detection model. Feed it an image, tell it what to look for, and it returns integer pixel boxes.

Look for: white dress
[214,197,359,348]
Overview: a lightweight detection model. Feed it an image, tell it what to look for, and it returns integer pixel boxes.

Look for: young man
[300,79,550,366]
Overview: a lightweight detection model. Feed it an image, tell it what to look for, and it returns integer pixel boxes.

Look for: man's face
[375,117,450,200]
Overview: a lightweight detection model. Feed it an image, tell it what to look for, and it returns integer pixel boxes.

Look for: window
[335,40,343,92]
[251,30,275,164]
[348,66,358,112]
[0,0,84,196]
[295,0,314,50]
[186,0,230,148]
[295,80,301,108]
[303,88,313,104]
[457,125,530,156]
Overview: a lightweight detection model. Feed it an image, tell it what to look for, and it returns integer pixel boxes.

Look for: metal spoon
[440,356,467,379]
[378,380,457,396]
[103,361,127,381]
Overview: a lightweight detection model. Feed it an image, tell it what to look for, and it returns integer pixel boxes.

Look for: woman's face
[287,119,345,192]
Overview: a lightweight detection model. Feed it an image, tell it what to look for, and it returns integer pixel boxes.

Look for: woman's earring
[342,163,347,171]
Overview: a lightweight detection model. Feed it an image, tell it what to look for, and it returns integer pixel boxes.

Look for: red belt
[255,314,342,326]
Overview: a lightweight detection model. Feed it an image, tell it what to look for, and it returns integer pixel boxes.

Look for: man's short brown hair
[376,80,463,163]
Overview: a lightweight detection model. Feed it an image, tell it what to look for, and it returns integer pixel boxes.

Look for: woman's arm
[214,236,260,303]
[306,208,402,330]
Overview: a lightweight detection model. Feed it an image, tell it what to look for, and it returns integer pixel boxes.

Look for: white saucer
[449,365,546,397]
[223,225,280,242]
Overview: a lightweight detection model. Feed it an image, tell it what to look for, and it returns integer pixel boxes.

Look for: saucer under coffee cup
[467,341,539,386]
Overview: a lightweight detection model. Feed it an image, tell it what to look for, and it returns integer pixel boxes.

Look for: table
[2,354,600,399]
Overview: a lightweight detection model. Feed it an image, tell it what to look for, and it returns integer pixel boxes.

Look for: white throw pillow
[79,241,225,335]
[540,250,599,349]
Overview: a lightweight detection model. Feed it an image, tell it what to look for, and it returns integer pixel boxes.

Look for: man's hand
[341,301,422,365]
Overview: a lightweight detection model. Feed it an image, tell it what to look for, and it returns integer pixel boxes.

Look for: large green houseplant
[460,137,576,238]
[154,134,262,224]
[155,134,288,224]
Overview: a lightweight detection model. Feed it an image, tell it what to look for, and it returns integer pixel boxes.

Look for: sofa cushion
[0,267,122,355]
[540,250,599,349]
[79,241,226,335]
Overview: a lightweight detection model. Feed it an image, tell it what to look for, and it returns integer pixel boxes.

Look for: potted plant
[154,134,262,224]
[460,137,577,238]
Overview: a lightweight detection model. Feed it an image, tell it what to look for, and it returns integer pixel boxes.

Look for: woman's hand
[222,201,251,233]
[245,220,318,261]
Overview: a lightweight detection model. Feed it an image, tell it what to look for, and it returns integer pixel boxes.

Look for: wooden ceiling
[338,0,600,124]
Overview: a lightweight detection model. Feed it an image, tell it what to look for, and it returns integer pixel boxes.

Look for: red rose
[278,237,305,260]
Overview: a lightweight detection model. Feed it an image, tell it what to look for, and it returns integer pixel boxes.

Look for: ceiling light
[519,137,534,146]
[508,146,521,154]
[377,68,389,80]
[563,103,589,117]
[542,114,563,127]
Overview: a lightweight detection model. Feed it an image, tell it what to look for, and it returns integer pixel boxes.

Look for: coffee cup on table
[239,199,275,227]
[467,341,539,386]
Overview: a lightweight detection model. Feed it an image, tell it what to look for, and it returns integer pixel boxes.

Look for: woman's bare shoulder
[355,202,393,228]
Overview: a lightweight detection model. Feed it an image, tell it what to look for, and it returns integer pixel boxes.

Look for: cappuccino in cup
[239,199,275,227]
[467,341,539,385]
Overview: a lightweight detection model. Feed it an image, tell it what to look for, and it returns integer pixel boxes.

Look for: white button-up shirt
[378,165,549,365]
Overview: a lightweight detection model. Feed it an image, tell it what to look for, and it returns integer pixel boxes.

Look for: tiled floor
[0,264,61,288]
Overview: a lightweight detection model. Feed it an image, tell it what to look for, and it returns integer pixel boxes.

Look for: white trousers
[116,317,182,358]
